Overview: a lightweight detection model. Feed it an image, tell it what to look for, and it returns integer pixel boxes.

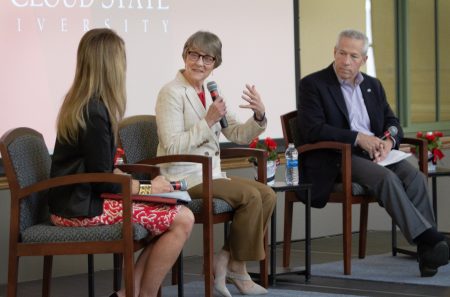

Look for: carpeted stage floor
[312,253,450,287]
[162,281,365,297]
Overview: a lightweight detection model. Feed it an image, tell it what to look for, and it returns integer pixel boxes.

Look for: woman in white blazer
[156,31,276,297]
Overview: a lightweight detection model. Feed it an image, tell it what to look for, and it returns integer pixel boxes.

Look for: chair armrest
[221,147,266,159]
[17,173,136,238]
[135,154,214,221]
[19,173,132,199]
[401,137,428,175]
[221,148,268,183]
[136,154,211,166]
[297,141,353,202]
[297,141,349,154]
[116,164,161,179]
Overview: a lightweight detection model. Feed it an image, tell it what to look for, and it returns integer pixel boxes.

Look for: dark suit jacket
[49,98,120,218]
[297,64,402,208]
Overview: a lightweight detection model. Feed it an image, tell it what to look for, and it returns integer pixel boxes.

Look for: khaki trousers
[188,176,276,261]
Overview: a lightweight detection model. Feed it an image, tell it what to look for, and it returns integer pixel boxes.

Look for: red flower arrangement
[249,137,280,165]
[416,131,445,164]
[114,147,125,165]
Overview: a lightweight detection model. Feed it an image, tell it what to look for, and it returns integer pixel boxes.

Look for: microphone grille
[207,81,218,92]
[388,126,398,137]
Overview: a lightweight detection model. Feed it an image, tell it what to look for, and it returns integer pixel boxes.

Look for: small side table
[429,167,450,227]
[269,182,312,285]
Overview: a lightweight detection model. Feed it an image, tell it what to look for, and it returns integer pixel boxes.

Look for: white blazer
[155,70,267,188]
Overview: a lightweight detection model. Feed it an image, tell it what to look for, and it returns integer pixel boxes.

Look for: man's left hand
[374,138,394,163]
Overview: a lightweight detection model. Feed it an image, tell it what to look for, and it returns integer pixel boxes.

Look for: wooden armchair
[118,115,269,297]
[280,110,427,275]
[0,127,150,297]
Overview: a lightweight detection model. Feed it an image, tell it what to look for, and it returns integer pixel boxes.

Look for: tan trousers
[188,176,276,261]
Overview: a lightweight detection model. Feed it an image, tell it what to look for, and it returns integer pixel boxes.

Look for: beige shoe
[214,250,232,297]
[226,271,268,295]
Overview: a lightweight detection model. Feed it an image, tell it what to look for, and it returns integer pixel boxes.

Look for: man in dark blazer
[297,29,448,277]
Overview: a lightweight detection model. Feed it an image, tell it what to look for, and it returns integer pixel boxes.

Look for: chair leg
[42,255,53,297]
[259,231,269,288]
[88,254,95,297]
[392,220,398,256]
[113,253,123,291]
[171,250,184,285]
[283,193,294,267]
[224,221,230,242]
[157,287,162,297]
[7,252,19,297]
[343,202,352,275]
[172,257,179,285]
[178,251,184,297]
[358,202,369,259]
[123,246,135,297]
[203,223,214,297]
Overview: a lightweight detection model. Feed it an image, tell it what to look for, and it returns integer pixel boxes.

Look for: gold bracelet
[138,184,152,195]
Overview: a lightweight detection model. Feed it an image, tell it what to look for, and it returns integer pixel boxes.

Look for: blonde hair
[56,28,126,144]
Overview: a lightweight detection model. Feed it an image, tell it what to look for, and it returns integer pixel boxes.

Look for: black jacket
[297,64,402,208]
[48,98,120,218]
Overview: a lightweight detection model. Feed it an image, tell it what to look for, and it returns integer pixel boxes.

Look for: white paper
[376,150,412,167]
[147,191,192,203]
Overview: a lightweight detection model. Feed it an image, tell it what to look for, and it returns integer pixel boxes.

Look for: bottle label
[286,159,298,167]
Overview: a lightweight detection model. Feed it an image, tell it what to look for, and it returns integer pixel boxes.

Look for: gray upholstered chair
[0,127,151,297]
[118,115,270,297]
[280,110,428,275]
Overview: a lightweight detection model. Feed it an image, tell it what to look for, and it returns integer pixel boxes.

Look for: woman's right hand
[205,95,227,127]
[114,168,173,194]
[113,168,140,195]
[150,175,174,194]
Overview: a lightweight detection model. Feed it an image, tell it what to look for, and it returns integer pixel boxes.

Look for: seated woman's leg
[52,201,194,297]
[230,176,276,234]
[189,177,275,295]
[137,206,194,297]
[116,205,194,297]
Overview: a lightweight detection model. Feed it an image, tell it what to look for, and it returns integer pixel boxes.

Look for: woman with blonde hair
[49,28,194,297]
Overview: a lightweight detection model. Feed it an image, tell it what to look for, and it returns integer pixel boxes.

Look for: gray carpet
[162,281,363,297]
[313,253,450,287]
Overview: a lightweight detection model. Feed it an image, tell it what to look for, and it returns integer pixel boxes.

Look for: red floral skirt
[51,199,181,236]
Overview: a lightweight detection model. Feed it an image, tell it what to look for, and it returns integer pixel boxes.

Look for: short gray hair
[336,29,369,56]
[182,31,222,69]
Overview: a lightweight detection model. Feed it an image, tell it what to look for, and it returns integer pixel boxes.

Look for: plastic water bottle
[285,143,299,186]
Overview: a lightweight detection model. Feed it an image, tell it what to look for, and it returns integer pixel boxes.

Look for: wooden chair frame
[280,110,427,275]
[118,115,270,297]
[1,128,151,297]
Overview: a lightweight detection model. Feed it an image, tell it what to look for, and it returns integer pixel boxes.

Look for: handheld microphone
[170,179,188,191]
[140,179,188,191]
[207,81,228,128]
[381,126,398,140]
[361,126,399,159]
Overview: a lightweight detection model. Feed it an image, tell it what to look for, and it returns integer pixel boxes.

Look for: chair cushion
[21,222,149,243]
[188,198,233,215]
[332,182,369,196]
[119,118,158,164]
